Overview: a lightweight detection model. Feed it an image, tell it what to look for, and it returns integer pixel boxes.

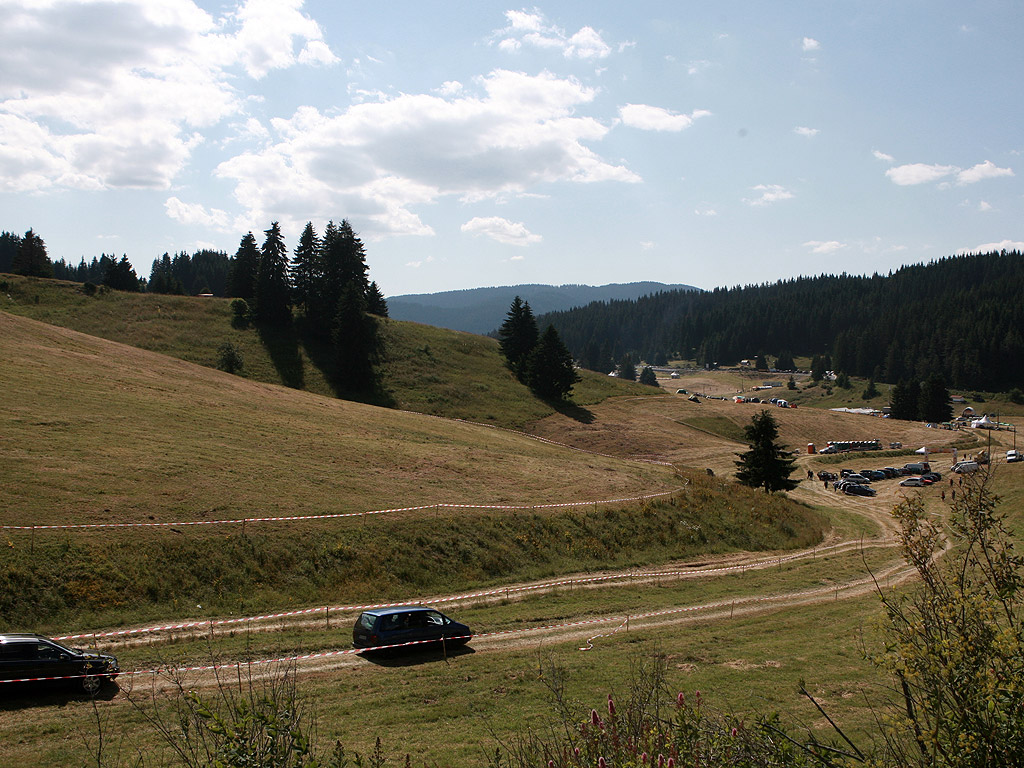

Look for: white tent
[971,414,996,429]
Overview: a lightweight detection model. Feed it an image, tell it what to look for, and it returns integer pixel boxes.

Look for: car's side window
[36,643,63,660]
[1,644,34,661]
[425,612,445,626]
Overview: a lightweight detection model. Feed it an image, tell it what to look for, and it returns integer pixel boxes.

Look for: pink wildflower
[608,695,616,716]
[657,755,665,768]
[676,692,685,708]
[731,727,738,737]
[591,709,603,729]
[667,759,675,768]
[598,758,607,768]
[640,753,648,764]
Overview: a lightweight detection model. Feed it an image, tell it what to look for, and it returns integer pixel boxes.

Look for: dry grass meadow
[1,286,1022,766]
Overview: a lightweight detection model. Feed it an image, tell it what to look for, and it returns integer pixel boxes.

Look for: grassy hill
[0,273,655,430]
[0,310,827,631]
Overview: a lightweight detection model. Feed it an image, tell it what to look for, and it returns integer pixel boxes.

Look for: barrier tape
[53,538,892,643]
[6,564,910,686]
[1,488,683,532]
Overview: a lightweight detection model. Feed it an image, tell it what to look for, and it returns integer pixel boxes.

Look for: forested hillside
[540,250,1024,391]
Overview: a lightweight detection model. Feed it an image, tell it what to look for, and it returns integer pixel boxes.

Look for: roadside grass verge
[1,476,829,631]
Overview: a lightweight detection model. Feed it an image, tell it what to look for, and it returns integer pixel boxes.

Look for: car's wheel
[82,674,101,694]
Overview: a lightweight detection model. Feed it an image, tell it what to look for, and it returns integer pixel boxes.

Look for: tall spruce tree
[734,410,798,493]
[333,282,381,393]
[890,379,921,421]
[919,374,952,423]
[0,231,19,273]
[229,233,260,299]
[525,324,579,400]
[254,222,291,324]
[639,366,658,386]
[102,255,139,291]
[290,222,321,316]
[617,356,637,381]
[498,296,539,381]
[11,229,52,278]
[366,281,388,316]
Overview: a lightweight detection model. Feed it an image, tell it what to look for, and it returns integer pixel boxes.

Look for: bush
[217,342,244,374]
[82,281,97,296]
[1010,387,1024,405]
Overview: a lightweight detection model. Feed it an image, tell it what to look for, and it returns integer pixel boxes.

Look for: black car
[921,471,942,483]
[817,470,838,481]
[0,634,119,693]
[353,607,471,652]
[843,483,877,497]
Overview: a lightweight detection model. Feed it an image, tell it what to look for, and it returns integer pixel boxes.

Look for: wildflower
[657,754,665,768]
[640,753,648,764]
[676,692,685,708]
[598,758,606,768]
[591,709,602,729]
[731,727,738,737]
[608,695,616,716]
[667,759,675,768]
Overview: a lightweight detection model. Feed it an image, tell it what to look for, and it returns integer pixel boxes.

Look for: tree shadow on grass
[550,398,595,424]
[256,322,305,390]
[293,320,396,407]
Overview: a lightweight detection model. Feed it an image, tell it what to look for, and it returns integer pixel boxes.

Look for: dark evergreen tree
[498,296,539,381]
[148,253,184,294]
[810,354,825,381]
[102,255,139,291]
[617,355,637,381]
[836,371,851,389]
[918,374,952,423]
[524,325,579,400]
[290,222,321,316]
[366,281,388,317]
[11,229,52,278]
[862,378,879,400]
[890,379,921,421]
[229,233,260,299]
[333,282,381,393]
[254,222,291,325]
[775,350,795,371]
[734,410,799,493]
[639,366,658,386]
[0,231,19,273]
[754,353,768,371]
[787,375,797,391]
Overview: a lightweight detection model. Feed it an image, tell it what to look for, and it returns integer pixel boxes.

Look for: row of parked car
[818,463,942,496]
[2,606,473,696]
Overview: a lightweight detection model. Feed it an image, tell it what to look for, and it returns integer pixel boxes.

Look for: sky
[2,1,1022,297]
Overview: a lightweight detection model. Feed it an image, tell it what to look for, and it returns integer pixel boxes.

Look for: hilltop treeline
[540,250,1024,391]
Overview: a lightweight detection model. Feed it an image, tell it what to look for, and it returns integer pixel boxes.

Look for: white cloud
[496,11,612,60]
[794,126,819,137]
[0,0,337,193]
[978,200,992,212]
[462,216,542,246]
[802,37,820,51]
[872,149,895,162]
[745,184,794,206]
[973,239,1024,252]
[694,205,717,216]
[804,240,846,254]
[619,104,709,131]
[436,81,464,96]
[164,196,231,229]
[885,163,958,185]
[216,69,639,238]
[956,160,1014,184]
[640,240,655,250]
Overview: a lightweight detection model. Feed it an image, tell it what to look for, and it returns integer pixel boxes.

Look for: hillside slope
[1,311,675,527]
[0,274,655,429]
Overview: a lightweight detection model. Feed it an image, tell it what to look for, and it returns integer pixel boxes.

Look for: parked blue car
[352,607,471,651]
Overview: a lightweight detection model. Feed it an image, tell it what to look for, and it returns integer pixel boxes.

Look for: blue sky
[2,0,1021,296]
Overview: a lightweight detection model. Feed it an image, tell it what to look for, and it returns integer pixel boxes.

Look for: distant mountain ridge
[386,281,700,334]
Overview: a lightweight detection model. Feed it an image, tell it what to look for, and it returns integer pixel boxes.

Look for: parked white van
[951,460,980,474]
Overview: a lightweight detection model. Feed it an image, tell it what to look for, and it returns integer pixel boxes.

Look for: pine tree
[734,410,798,493]
[0,231,19,273]
[639,366,659,386]
[254,222,291,324]
[290,222,321,316]
[366,281,388,316]
[102,255,139,291]
[333,282,381,393]
[918,374,952,423]
[11,229,52,278]
[862,378,879,400]
[890,379,921,421]
[617,356,637,381]
[498,296,539,381]
[524,325,579,400]
[229,233,260,299]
